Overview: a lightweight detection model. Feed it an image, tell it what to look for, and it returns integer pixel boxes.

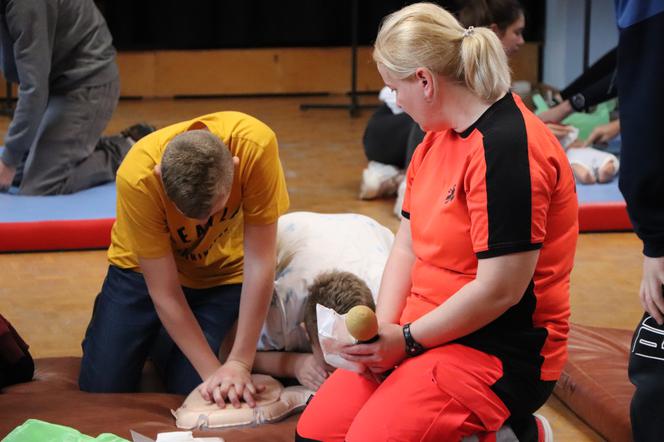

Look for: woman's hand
[198,359,264,408]
[340,323,407,374]
[294,354,329,391]
[583,120,620,146]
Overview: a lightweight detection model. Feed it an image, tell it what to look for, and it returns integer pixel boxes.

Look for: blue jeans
[79,265,241,394]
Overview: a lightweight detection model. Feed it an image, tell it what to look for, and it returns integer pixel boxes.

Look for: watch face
[572,93,585,111]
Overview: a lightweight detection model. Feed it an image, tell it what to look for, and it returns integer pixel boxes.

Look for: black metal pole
[300,0,377,117]
[349,0,359,116]
[583,0,592,71]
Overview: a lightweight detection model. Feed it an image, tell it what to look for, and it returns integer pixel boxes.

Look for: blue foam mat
[0,182,116,222]
[0,147,623,224]
[576,179,624,203]
[0,146,116,222]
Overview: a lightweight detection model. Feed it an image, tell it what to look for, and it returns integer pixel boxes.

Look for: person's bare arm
[410,249,539,347]
[538,100,574,123]
[254,351,328,390]
[375,220,415,324]
[140,255,222,381]
[199,222,278,407]
[343,250,540,373]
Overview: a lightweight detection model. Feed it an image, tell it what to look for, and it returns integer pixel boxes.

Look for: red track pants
[297,344,512,441]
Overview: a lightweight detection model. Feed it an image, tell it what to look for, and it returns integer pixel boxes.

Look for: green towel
[2,419,129,442]
[533,93,616,141]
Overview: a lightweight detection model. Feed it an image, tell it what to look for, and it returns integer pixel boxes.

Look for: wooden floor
[0,95,645,441]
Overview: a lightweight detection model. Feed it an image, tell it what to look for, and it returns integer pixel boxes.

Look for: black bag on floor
[0,313,34,389]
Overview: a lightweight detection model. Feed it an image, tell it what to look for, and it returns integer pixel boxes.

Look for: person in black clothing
[615,4,664,441]
[360,0,526,201]
[538,47,618,124]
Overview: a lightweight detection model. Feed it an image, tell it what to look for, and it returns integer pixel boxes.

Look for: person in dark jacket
[615,2,664,441]
[0,0,152,195]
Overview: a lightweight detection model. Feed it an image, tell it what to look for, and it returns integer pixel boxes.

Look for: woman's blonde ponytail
[374,2,510,102]
[459,25,511,101]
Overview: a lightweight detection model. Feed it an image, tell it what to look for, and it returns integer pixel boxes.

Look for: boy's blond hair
[160,130,234,219]
[304,271,376,351]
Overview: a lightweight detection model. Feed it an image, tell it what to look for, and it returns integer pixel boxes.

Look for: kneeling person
[79,112,289,409]
[253,212,394,390]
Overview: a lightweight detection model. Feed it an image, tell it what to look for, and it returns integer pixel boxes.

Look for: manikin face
[377,63,433,131]
[496,13,525,57]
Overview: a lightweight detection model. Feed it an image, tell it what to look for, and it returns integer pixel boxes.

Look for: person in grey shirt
[0,0,152,195]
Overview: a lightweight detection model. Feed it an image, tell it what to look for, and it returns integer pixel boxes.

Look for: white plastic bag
[316,304,365,373]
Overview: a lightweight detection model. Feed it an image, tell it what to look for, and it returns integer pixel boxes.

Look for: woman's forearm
[410,250,539,348]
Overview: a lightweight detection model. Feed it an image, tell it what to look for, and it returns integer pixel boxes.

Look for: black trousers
[362,104,414,169]
[629,313,664,442]
[362,104,425,170]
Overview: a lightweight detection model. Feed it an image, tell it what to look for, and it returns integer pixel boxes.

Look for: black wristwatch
[402,323,425,357]
[570,93,586,112]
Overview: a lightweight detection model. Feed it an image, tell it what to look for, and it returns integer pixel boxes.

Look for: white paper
[131,430,224,442]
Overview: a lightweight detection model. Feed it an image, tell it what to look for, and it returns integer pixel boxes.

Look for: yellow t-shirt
[107,111,290,288]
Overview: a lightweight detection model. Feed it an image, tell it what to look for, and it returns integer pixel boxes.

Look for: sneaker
[534,414,553,442]
[460,424,519,442]
[96,135,134,175]
[359,161,404,200]
[121,123,156,143]
[506,414,553,442]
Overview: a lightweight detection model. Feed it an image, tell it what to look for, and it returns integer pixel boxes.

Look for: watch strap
[402,323,425,357]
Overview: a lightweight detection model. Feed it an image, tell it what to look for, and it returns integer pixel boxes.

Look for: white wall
[542,0,618,89]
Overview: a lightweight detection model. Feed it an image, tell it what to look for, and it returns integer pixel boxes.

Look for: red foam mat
[0,201,632,253]
[578,202,632,232]
[0,218,114,252]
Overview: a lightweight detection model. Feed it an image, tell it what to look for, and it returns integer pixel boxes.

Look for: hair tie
[463,26,475,38]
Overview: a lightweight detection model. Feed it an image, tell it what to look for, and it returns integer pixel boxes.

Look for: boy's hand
[198,359,264,409]
[0,160,16,191]
[294,354,329,390]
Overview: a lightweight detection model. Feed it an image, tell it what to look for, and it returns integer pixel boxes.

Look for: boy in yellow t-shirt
[79,111,289,409]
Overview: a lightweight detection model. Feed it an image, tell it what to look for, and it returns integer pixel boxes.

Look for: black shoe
[121,123,156,143]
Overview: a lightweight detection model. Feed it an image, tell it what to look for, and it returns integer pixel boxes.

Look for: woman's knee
[296,369,377,441]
